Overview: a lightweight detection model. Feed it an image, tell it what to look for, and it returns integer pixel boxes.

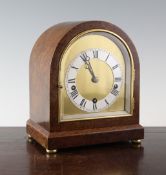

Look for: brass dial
[65,48,122,112]
[59,31,133,121]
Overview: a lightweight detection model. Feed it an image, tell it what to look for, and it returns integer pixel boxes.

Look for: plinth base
[26,119,144,151]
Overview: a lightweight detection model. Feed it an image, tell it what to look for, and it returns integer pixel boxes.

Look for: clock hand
[84,60,98,83]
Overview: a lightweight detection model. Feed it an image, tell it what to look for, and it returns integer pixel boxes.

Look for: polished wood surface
[0,127,165,175]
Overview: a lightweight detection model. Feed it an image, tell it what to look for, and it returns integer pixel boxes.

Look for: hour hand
[80,53,98,83]
[86,61,98,83]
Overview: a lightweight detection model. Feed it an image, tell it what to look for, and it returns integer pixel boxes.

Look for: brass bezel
[58,29,135,122]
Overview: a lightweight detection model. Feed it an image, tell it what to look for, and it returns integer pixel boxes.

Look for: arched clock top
[27,21,143,151]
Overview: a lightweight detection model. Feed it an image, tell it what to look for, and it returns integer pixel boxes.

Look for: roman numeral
[80,52,90,61]
[68,78,75,83]
[115,77,122,82]
[111,89,119,96]
[105,53,110,61]
[71,89,78,99]
[71,66,78,69]
[105,99,109,105]
[112,64,119,70]
[93,50,98,58]
[93,103,97,110]
[80,99,87,107]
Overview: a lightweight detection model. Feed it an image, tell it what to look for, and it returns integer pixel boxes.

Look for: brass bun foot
[27,134,33,143]
[130,139,142,148]
[46,149,57,154]
[131,139,141,144]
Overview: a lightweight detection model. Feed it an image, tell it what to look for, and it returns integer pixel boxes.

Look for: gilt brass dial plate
[65,48,122,112]
[58,30,134,122]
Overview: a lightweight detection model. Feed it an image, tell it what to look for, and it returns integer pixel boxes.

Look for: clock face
[65,49,122,112]
[59,30,134,122]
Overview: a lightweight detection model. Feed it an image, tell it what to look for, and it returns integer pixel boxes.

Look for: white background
[0,0,166,126]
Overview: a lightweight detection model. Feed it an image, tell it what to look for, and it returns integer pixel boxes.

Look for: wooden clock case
[26,21,144,152]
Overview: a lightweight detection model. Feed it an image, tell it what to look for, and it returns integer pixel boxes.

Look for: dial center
[91,76,98,83]
[76,59,113,101]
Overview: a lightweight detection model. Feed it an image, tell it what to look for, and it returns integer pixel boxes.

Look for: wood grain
[27,21,144,150]
[0,127,166,175]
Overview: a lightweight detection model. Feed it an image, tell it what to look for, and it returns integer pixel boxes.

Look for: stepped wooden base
[26,119,144,151]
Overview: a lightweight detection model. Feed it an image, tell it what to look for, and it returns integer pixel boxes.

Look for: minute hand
[85,60,98,83]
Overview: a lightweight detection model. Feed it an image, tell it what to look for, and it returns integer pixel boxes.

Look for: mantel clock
[26,21,144,153]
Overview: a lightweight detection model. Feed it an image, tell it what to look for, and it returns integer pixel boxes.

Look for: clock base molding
[26,119,144,151]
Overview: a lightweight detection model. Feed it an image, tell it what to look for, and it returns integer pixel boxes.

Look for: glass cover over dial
[59,31,134,122]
